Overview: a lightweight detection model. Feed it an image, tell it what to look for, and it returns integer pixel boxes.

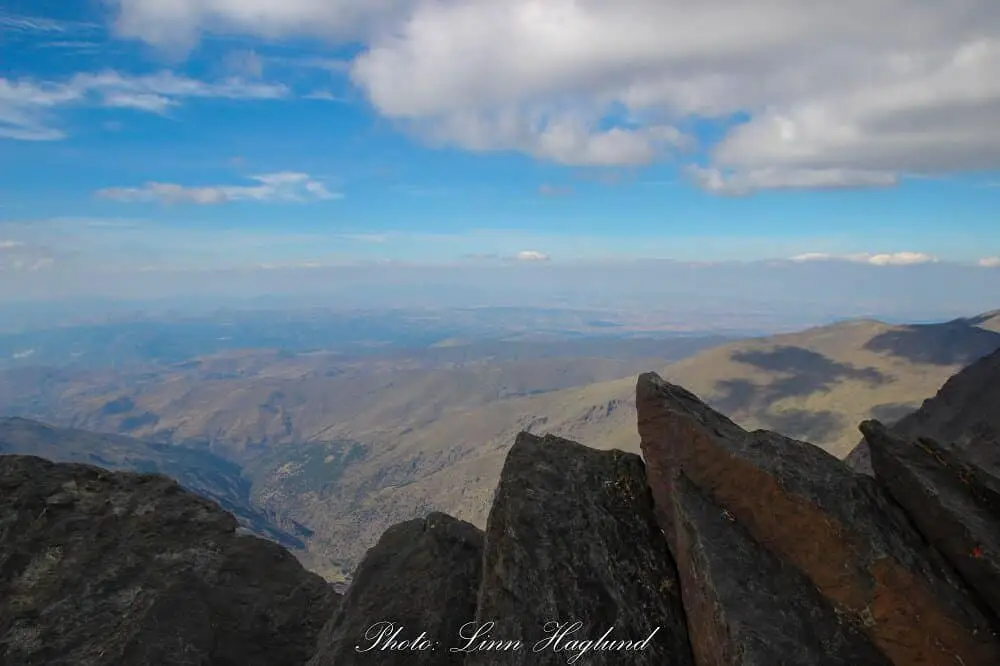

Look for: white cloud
[515,250,550,262]
[790,252,938,266]
[686,166,898,196]
[0,240,26,250]
[107,0,1000,188]
[0,77,83,140]
[0,13,98,34]
[107,0,413,50]
[0,70,288,140]
[866,252,938,266]
[95,172,339,205]
[789,253,842,263]
[979,256,1000,268]
[414,110,688,166]
[303,91,344,102]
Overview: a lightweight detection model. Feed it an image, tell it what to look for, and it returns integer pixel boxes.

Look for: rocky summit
[636,370,1000,665]
[3,347,1000,665]
[0,456,339,666]
[308,511,484,666]
[466,433,694,666]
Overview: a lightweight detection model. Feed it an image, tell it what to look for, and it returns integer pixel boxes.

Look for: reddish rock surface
[861,420,1000,623]
[637,371,1000,666]
[670,471,890,666]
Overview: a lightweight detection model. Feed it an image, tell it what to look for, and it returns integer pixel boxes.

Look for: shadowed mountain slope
[846,346,1000,475]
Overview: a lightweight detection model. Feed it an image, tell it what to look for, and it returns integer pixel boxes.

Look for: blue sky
[1,1,999,317]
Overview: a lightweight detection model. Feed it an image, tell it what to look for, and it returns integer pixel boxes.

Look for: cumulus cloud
[85,1,1000,188]
[0,70,288,140]
[95,172,339,205]
[515,250,550,262]
[790,252,938,266]
[686,166,899,196]
[106,0,413,50]
[979,257,1000,268]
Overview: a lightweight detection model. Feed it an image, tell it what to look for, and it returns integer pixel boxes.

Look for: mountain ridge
[3,310,998,581]
[4,329,1000,664]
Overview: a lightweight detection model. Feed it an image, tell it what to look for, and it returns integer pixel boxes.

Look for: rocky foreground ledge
[0,456,339,666]
[3,347,1000,665]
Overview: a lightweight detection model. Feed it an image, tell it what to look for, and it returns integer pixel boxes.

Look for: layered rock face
[466,433,693,666]
[637,370,1000,665]
[0,455,339,666]
[860,421,1000,622]
[670,471,890,665]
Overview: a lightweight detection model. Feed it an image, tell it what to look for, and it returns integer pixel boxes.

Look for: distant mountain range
[5,327,1000,665]
[1,309,997,580]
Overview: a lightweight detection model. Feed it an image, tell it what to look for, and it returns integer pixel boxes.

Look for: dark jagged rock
[636,372,1000,666]
[860,420,1000,622]
[467,432,694,666]
[307,512,483,666]
[670,472,891,666]
[0,454,338,666]
[847,346,1000,476]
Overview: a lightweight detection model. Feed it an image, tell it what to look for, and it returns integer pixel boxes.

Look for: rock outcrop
[0,455,339,666]
[636,371,1000,666]
[308,512,483,666]
[468,433,694,666]
[846,346,1000,475]
[670,472,890,666]
[860,420,1000,622]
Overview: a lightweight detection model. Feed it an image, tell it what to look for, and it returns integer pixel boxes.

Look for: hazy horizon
[2,257,998,334]
[3,2,998,326]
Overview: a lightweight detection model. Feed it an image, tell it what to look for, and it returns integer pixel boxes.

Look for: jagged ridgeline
[3,347,1000,665]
